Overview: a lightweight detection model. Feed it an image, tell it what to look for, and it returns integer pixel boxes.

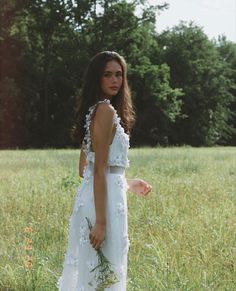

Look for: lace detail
[82,166,92,184]
[116,175,124,188]
[115,175,129,190]
[82,98,130,168]
[86,259,97,271]
[76,286,85,291]
[79,218,89,246]
[82,99,111,158]
[74,194,84,212]
[64,252,80,266]
[122,235,130,257]
[115,202,126,217]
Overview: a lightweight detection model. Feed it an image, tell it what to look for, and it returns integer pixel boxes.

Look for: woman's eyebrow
[104,70,122,73]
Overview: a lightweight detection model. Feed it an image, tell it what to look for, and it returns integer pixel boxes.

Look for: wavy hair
[71,51,136,145]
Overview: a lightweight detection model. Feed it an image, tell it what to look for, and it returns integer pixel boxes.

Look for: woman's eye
[116,72,122,77]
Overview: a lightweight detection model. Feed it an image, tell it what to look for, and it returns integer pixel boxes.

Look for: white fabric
[56,99,130,290]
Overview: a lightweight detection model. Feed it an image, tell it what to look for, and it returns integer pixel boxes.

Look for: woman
[57,51,152,290]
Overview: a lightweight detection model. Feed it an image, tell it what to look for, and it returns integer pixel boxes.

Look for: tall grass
[0,147,235,290]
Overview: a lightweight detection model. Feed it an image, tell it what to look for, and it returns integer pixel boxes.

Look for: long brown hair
[71,51,136,145]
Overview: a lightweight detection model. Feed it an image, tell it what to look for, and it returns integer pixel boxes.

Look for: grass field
[0,147,235,291]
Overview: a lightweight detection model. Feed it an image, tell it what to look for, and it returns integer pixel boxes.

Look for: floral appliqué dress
[56,99,130,291]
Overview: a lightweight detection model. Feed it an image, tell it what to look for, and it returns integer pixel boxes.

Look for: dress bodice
[82,99,130,168]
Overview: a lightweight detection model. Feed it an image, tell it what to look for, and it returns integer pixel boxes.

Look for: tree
[215,36,236,145]
[158,22,236,146]
[0,0,26,148]
[10,0,85,147]
[78,0,182,146]
[3,1,235,148]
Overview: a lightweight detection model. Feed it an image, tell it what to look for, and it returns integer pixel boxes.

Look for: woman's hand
[127,178,152,197]
[89,222,106,250]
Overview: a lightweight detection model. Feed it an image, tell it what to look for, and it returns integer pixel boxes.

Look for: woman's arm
[93,104,114,226]
[89,103,115,250]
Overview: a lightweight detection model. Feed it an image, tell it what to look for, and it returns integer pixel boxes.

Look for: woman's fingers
[89,232,94,243]
[89,232,96,246]
[92,240,98,249]
[92,239,102,250]
[89,234,97,248]
[94,241,101,250]
[132,179,152,196]
[146,184,152,193]
[143,183,152,195]
[88,223,106,250]
[89,232,103,250]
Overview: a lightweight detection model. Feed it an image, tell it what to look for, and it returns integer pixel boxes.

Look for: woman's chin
[103,92,118,98]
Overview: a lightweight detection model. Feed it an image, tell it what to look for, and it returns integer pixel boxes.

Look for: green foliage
[0,2,236,147]
[215,36,236,145]
[158,22,236,146]
[61,171,80,190]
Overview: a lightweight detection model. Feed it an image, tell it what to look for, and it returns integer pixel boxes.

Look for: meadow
[0,147,235,291]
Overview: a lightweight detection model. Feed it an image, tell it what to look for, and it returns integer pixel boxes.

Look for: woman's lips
[110,87,119,90]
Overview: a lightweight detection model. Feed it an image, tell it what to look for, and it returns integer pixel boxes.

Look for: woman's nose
[111,75,117,83]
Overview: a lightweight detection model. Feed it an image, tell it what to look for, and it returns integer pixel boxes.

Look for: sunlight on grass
[0,147,235,290]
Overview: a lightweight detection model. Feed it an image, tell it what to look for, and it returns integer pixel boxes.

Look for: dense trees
[0,0,235,148]
[158,22,236,145]
[215,36,236,145]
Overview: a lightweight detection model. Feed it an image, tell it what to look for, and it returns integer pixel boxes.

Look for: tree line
[0,0,235,148]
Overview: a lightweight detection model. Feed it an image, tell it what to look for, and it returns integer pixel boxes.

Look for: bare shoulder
[94,103,115,122]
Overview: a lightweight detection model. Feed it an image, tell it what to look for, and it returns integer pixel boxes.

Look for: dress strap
[97,98,110,105]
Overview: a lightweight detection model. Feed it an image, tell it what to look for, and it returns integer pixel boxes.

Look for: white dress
[56,99,130,291]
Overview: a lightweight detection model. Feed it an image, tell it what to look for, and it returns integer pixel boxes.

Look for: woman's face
[100,60,123,98]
